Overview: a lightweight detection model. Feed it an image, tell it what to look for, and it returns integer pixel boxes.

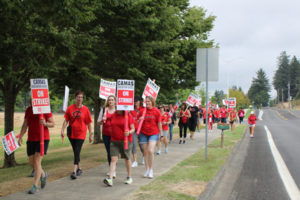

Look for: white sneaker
[131,161,138,168]
[106,171,116,179]
[156,150,161,155]
[141,157,145,165]
[250,134,254,138]
[148,169,153,179]
[144,170,149,178]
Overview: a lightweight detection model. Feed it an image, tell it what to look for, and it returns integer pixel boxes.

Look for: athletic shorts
[139,133,159,144]
[161,130,168,138]
[27,140,49,156]
[110,140,132,160]
[249,124,255,127]
[230,121,234,124]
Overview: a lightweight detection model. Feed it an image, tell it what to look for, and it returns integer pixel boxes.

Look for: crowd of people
[17,90,256,194]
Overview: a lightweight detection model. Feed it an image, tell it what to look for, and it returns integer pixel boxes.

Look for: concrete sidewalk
[2,129,221,200]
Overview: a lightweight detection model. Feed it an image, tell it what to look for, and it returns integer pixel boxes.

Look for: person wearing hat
[130,96,145,167]
[248,111,257,137]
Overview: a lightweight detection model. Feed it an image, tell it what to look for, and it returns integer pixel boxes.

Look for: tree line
[0,0,216,167]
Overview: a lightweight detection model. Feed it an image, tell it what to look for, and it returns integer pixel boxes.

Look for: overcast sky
[190,0,300,98]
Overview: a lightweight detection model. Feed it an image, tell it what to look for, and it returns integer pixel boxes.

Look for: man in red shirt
[220,105,228,123]
[18,104,54,194]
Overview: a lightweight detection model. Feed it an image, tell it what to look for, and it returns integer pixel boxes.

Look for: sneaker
[132,161,138,168]
[76,168,83,176]
[40,172,49,189]
[250,134,254,138]
[144,170,149,178]
[141,157,145,165]
[148,169,154,179]
[70,172,77,180]
[103,178,113,186]
[29,170,34,177]
[106,171,116,179]
[183,140,186,144]
[179,140,182,144]
[156,150,161,155]
[124,177,133,184]
[28,185,38,194]
[165,148,168,154]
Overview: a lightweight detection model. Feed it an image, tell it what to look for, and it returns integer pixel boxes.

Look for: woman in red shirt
[248,111,257,137]
[156,105,171,154]
[178,103,191,144]
[238,108,245,124]
[97,95,116,173]
[138,96,162,179]
[61,91,92,180]
[103,110,135,186]
[18,103,54,194]
[208,109,214,132]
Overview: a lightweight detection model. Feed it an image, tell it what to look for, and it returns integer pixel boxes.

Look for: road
[230,108,300,200]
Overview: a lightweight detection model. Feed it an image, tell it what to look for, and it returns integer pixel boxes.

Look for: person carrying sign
[61,90,92,180]
[137,96,162,179]
[103,110,135,186]
[18,103,54,194]
[188,103,199,140]
[97,95,116,175]
[178,103,191,144]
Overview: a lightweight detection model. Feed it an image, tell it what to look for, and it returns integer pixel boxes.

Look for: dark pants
[179,123,188,139]
[69,138,84,165]
[239,116,244,124]
[103,135,111,166]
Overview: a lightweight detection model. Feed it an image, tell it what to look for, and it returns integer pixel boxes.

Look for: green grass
[128,125,246,200]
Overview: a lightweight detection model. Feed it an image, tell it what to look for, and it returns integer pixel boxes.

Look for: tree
[248,69,270,107]
[289,56,300,99]
[229,86,250,109]
[213,90,225,105]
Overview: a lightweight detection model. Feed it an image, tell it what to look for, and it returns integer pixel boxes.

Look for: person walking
[197,105,203,132]
[157,105,171,154]
[138,96,162,179]
[229,108,237,132]
[188,103,198,139]
[18,104,54,194]
[238,108,245,124]
[248,111,257,137]
[220,105,228,123]
[178,103,191,144]
[208,109,214,132]
[103,110,135,186]
[97,95,116,175]
[168,104,177,144]
[130,97,144,167]
[61,91,92,180]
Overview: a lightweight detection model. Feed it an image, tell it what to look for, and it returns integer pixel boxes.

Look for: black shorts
[27,140,49,156]
[221,118,227,123]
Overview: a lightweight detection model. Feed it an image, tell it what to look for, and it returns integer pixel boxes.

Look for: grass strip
[127,124,246,200]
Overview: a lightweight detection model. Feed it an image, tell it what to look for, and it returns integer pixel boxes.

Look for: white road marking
[264,125,300,200]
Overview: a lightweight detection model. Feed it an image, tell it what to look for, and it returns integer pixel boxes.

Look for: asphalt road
[230,108,300,200]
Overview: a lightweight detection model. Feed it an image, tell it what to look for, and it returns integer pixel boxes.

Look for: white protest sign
[142,78,160,100]
[116,79,135,111]
[228,97,236,108]
[99,79,116,100]
[63,85,69,112]
[2,131,19,155]
[31,79,51,114]
[186,93,200,106]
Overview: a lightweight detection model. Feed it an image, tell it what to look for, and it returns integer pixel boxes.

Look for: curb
[198,126,250,200]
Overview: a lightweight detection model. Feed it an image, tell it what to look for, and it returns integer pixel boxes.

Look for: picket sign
[169,100,181,116]
[31,78,51,156]
[1,131,19,156]
[99,79,116,100]
[186,93,201,106]
[137,79,160,135]
[228,98,237,108]
[116,79,135,149]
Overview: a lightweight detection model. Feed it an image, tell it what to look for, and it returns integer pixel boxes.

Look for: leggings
[103,135,111,166]
[69,138,84,165]
[179,123,188,138]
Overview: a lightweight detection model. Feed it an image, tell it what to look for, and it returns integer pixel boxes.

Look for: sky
[190,0,300,98]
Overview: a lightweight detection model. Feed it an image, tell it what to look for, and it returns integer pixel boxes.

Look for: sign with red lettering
[2,131,19,155]
[228,98,236,108]
[99,79,116,100]
[31,79,51,114]
[186,93,200,106]
[116,79,135,110]
[142,78,160,100]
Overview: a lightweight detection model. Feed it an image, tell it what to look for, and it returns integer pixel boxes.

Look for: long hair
[104,95,116,108]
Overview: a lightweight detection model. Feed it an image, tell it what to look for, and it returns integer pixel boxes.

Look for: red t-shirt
[102,110,114,136]
[220,108,227,118]
[161,112,170,131]
[138,107,161,136]
[208,113,213,123]
[213,109,219,118]
[230,111,237,121]
[130,106,144,130]
[111,112,134,142]
[64,104,92,140]
[248,114,257,125]
[25,106,52,142]
[238,110,245,117]
[179,110,189,123]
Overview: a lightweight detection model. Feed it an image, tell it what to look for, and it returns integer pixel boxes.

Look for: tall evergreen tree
[289,56,300,99]
[248,69,270,107]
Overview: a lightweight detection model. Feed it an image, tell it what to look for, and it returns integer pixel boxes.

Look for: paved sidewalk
[1,129,221,200]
